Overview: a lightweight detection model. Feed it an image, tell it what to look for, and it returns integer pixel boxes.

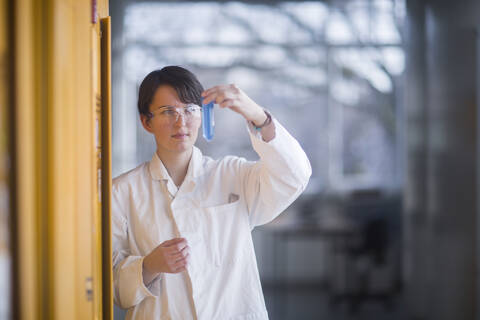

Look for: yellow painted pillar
[12,0,111,319]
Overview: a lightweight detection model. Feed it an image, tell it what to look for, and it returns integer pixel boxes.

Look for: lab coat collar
[148,146,203,182]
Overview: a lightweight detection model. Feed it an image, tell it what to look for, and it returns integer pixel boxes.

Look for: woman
[112,66,311,319]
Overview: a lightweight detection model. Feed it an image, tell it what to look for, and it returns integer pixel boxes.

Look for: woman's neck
[156,148,192,187]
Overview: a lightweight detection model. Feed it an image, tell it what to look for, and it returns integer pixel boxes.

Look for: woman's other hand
[142,237,190,285]
[201,84,267,127]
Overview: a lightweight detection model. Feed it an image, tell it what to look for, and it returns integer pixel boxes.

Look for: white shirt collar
[148,146,203,182]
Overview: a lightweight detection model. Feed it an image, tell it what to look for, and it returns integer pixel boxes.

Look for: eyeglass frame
[147,103,202,123]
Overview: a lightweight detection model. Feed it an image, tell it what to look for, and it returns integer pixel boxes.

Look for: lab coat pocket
[203,199,245,266]
[207,198,240,213]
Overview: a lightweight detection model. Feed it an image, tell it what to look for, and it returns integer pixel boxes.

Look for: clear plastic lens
[162,109,177,116]
[153,104,200,122]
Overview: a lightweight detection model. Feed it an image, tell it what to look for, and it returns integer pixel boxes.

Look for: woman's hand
[142,238,190,285]
[201,84,267,126]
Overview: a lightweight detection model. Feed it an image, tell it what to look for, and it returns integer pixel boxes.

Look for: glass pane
[117,0,405,191]
[329,47,399,188]
[345,0,372,43]
[372,11,401,43]
[121,1,330,191]
[325,10,356,44]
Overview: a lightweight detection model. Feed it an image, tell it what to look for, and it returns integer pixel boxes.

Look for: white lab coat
[112,118,311,320]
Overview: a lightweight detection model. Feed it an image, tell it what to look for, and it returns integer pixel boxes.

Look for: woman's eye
[186,106,199,114]
[162,109,176,116]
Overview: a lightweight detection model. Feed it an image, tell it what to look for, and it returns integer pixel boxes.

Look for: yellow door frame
[12,0,111,319]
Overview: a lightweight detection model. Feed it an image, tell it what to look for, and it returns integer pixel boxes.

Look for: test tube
[202,100,214,141]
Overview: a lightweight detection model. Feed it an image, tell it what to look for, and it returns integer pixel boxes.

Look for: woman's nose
[174,112,187,126]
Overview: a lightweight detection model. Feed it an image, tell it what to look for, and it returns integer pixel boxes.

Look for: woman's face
[141,85,201,155]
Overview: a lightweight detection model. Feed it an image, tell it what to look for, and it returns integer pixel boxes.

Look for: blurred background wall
[107,0,479,319]
[404,0,479,319]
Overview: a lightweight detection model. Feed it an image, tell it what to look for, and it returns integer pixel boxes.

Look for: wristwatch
[251,110,272,131]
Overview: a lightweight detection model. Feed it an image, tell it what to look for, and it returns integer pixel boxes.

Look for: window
[114,0,405,192]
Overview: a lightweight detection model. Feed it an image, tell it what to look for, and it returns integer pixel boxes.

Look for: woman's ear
[140,114,154,133]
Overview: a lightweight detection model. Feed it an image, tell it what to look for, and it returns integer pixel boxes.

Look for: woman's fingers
[148,237,192,274]
[202,85,224,97]
[202,85,238,105]
[174,266,187,273]
[219,99,234,109]
[203,84,263,121]
[201,92,215,105]
[171,246,189,261]
[201,86,221,105]
[164,238,187,254]
[171,254,189,273]
[203,92,228,106]
[161,237,186,248]
[163,241,190,273]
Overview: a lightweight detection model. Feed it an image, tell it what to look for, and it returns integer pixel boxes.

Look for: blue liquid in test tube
[202,100,215,141]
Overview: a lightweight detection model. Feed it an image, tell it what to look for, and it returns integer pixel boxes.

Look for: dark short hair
[137,66,204,118]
